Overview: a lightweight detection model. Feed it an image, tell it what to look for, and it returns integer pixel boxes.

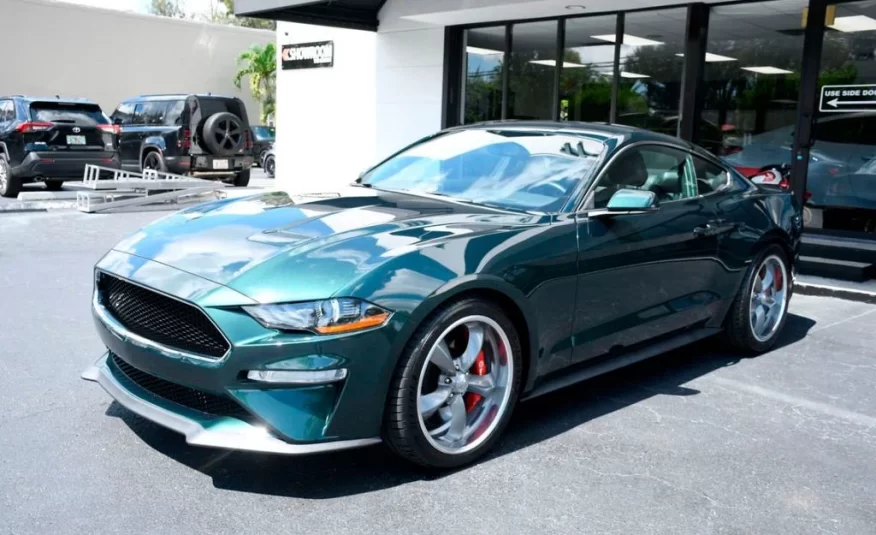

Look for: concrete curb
[796,282,876,304]
[0,201,76,212]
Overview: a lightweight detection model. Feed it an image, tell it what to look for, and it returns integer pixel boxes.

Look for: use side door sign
[820,84,876,113]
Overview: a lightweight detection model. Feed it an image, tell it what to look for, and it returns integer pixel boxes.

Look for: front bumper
[81,354,380,455]
[81,251,400,453]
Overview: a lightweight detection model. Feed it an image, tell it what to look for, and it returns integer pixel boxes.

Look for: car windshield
[252,126,275,140]
[361,129,604,212]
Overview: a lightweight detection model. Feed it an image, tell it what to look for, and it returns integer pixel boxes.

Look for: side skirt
[521,327,722,401]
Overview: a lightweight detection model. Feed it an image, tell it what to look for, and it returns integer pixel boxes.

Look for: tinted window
[0,100,12,124]
[252,126,275,140]
[30,102,108,125]
[363,129,605,212]
[817,116,859,144]
[165,100,185,126]
[196,97,244,119]
[112,103,135,125]
[594,145,696,208]
[133,101,169,125]
[693,156,729,195]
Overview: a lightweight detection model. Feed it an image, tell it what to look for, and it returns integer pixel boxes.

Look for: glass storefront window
[561,15,618,123]
[615,9,687,136]
[705,1,806,163]
[811,1,876,233]
[463,26,505,124]
[508,21,559,120]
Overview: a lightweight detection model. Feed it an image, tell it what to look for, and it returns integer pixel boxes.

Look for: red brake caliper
[775,265,783,292]
[464,350,487,412]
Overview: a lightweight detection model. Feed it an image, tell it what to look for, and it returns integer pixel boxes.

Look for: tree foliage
[234,43,277,124]
[148,0,187,18]
[210,0,276,30]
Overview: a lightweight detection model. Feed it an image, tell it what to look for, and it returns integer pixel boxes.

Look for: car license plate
[213,159,229,170]
[66,135,86,145]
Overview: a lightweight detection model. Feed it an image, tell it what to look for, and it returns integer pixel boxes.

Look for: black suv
[111,94,253,186]
[0,96,120,197]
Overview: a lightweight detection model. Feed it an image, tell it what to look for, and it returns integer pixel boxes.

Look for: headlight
[243,298,390,334]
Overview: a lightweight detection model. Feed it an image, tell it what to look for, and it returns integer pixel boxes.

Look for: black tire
[257,149,268,167]
[232,169,251,187]
[0,157,20,198]
[723,244,792,353]
[202,112,244,156]
[44,180,63,191]
[383,298,523,468]
[142,151,166,172]
[264,155,275,178]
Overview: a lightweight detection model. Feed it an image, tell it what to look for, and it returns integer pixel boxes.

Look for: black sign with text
[820,84,876,112]
[281,41,334,70]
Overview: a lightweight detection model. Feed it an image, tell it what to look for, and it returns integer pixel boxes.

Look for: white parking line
[809,308,876,333]
[707,376,876,428]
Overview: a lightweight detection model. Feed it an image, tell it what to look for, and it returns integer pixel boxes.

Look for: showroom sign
[281,41,334,70]
[820,84,876,112]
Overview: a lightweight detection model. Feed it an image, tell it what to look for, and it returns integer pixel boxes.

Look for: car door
[113,102,140,169]
[570,143,724,364]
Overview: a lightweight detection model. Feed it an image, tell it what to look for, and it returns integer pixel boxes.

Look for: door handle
[693,224,714,237]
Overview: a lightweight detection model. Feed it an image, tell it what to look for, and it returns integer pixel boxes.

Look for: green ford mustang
[81,122,802,468]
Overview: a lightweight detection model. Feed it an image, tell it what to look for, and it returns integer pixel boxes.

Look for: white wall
[274,22,376,193]
[0,0,273,122]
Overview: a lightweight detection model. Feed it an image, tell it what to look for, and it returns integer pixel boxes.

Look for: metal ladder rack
[71,165,228,213]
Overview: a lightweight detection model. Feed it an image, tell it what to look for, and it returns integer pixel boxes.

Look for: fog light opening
[246,369,348,384]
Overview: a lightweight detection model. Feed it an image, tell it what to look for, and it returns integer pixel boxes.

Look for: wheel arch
[0,141,9,160]
[139,138,167,168]
[397,275,540,395]
[753,228,796,267]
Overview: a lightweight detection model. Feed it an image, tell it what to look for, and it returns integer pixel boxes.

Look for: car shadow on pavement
[108,313,815,499]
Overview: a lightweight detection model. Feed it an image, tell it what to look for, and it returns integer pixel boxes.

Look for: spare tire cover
[202,112,244,156]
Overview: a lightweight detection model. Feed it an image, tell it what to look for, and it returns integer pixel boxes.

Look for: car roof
[1,95,100,105]
[120,94,239,103]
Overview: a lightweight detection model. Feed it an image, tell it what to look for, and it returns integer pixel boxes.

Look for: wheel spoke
[760,267,774,292]
[467,374,495,396]
[446,396,466,441]
[420,387,451,419]
[753,305,767,335]
[459,323,485,371]
[430,340,456,374]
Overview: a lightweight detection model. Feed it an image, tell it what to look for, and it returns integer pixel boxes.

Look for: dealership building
[237,0,876,282]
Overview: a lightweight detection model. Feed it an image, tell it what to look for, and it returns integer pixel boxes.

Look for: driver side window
[592,145,697,209]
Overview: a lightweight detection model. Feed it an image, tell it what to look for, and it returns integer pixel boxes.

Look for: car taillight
[98,124,121,135]
[16,121,53,133]
[179,128,192,150]
[245,129,253,150]
[778,176,791,190]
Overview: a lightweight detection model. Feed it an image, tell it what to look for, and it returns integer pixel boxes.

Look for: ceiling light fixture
[530,59,587,68]
[466,46,503,55]
[741,66,794,75]
[675,52,737,62]
[621,72,650,79]
[828,15,876,33]
[592,34,664,46]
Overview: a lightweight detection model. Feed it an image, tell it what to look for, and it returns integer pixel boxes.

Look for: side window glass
[165,100,185,126]
[693,156,729,195]
[593,145,696,208]
[0,101,13,125]
[132,102,168,126]
[112,103,135,125]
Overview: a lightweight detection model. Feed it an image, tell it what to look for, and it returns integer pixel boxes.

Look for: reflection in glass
[560,15,617,123]
[615,9,687,137]
[463,27,505,124]
[704,0,806,160]
[508,21,559,120]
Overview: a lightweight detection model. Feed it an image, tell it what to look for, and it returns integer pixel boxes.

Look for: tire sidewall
[385,299,523,468]
[0,156,19,198]
[738,246,792,352]
[265,156,275,178]
[143,151,166,172]
[202,112,244,156]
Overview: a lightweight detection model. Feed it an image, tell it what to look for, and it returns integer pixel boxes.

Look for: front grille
[98,273,230,359]
[109,353,251,420]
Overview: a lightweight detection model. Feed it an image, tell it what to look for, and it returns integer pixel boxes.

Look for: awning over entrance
[234,0,384,31]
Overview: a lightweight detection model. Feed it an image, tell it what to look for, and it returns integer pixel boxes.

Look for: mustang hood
[110,189,537,303]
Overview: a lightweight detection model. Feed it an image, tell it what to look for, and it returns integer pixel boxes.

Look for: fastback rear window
[30,102,108,125]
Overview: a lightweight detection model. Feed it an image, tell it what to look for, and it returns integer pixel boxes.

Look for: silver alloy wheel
[416,315,514,455]
[749,254,789,342]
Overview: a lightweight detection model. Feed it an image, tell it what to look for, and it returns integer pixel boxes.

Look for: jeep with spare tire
[110,94,253,186]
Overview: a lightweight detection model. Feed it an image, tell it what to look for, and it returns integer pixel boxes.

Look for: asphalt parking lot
[2,209,875,535]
